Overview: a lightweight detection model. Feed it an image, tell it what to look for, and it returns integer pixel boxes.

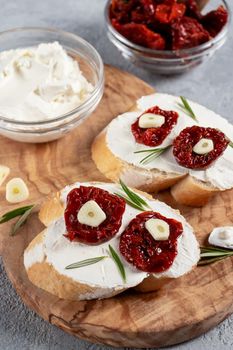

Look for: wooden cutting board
[0,65,233,348]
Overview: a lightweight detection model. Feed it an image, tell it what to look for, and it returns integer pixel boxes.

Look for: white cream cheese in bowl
[0,28,104,143]
[0,42,93,122]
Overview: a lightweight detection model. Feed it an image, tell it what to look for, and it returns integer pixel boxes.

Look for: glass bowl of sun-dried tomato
[105,0,230,74]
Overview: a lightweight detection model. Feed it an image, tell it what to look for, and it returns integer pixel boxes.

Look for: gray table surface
[0,0,233,349]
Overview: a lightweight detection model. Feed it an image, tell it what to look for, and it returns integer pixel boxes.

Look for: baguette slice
[24,182,200,300]
[171,175,219,207]
[91,101,225,207]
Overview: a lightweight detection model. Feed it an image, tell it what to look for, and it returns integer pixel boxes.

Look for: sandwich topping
[173,126,229,169]
[64,186,125,244]
[119,211,183,273]
[106,93,233,189]
[131,106,179,147]
[24,182,200,298]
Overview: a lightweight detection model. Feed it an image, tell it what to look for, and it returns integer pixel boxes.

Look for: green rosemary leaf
[179,96,198,122]
[198,256,227,266]
[10,205,35,236]
[229,141,233,148]
[201,251,233,258]
[119,180,151,210]
[115,193,145,211]
[109,244,126,282]
[198,246,233,266]
[0,205,34,224]
[201,246,233,253]
[65,256,107,270]
[134,145,171,165]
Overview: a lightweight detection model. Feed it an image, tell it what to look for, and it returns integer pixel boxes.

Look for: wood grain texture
[1,65,233,348]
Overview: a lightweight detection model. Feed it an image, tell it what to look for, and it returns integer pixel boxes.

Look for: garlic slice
[139,113,165,128]
[6,177,29,203]
[77,200,106,227]
[0,165,10,186]
[145,218,170,241]
[193,138,214,155]
[208,226,233,249]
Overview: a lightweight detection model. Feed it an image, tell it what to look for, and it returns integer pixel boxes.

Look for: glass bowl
[0,27,104,143]
[105,0,230,74]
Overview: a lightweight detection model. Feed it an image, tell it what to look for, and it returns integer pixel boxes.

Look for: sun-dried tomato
[109,0,228,50]
[119,211,183,273]
[171,16,210,50]
[201,5,228,37]
[173,126,229,169]
[64,186,126,245]
[155,3,186,24]
[112,20,166,49]
[110,0,138,23]
[184,0,202,20]
[131,106,178,147]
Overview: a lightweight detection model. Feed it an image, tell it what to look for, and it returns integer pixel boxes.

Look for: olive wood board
[0,65,233,348]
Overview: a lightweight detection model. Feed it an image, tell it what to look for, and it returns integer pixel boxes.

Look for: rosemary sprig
[116,180,151,211]
[116,193,146,211]
[179,96,198,122]
[134,145,171,165]
[0,205,34,224]
[65,256,108,270]
[65,246,127,284]
[198,246,233,266]
[229,141,233,148]
[10,205,35,236]
[109,244,126,282]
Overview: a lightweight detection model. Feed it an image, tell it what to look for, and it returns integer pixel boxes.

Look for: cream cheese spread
[0,42,93,122]
[106,93,233,190]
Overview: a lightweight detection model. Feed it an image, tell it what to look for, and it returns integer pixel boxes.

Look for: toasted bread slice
[91,103,223,207]
[25,182,199,300]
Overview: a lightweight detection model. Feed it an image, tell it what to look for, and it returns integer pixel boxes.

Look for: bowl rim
[105,0,231,57]
[0,26,104,126]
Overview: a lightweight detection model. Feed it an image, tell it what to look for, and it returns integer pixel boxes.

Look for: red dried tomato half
[171,16,210,50]
[201,5,228,37]
[131,0,156,24]
[112,20,166,49]
[155,2,186,24]
[64,186,126,244]
[173,126,229,169]
[119,211,183,273]
[131,106,179,147]
[184,0,202,20]
[110,0,137,23]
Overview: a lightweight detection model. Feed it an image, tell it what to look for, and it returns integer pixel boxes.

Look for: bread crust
[171,175,219,207]
[39,192,64,227]
[91,104,225,207]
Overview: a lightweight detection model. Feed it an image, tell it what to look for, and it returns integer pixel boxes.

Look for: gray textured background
[0,0,233,349]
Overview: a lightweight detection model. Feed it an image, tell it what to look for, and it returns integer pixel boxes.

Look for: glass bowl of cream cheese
[0,27,104,143]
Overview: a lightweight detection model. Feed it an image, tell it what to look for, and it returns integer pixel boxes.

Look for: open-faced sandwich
[24,181,200,300]
[92,93,233,206]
